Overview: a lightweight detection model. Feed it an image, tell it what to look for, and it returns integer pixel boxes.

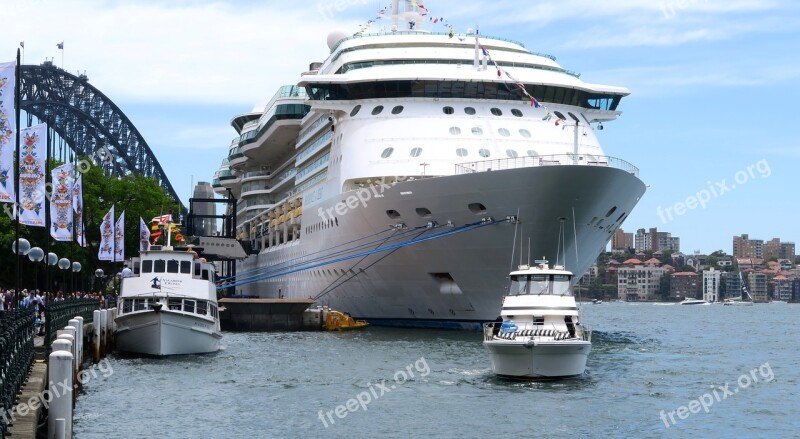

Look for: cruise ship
[212,1,646,329]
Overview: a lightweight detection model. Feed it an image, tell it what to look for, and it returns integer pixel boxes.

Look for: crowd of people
[0,288,113,316]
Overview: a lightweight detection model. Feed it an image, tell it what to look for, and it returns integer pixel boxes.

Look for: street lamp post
[95,268,104,294]
[27,247,45,293]
[72,262,82,296]
[58,258,70,296]
[46,252,58,301]
[12,238,31,306]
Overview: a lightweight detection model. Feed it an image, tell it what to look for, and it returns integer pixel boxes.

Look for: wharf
[219,298,320,331]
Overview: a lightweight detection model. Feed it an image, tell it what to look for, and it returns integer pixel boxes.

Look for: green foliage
[0,157,180,291]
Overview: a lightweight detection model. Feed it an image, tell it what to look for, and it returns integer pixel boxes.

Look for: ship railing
[455,154,639,178]
[483,321,591,342]
[329,31,545,57]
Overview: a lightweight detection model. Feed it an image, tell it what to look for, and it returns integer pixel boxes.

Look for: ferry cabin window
[154,260,166,273]
[134,299,147,311]
[167,260,179,273]
[168,298,182,311]
[181,261,191,274]
[122,299,132,313]
[197,301,208,315]
[184,300,196,313]
[202,270,210,281]
[194,263,201,276]
[133,261,140,275]
[142,260,153,273]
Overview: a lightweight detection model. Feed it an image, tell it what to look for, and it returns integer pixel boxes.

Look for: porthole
[554,111,566,120]
[527,150,539,157]
[456,148,468,157]
[490,108,503,116]
[468,203,487,214]
[443,106,455,115]
[410,147,422,157]
[392,105,404,115]
[479,148,490,158]
[372,105,384,115]
[386,210,401,219]
[519,129,531,138]
[449,126,462,135]
[506,149,518,158]
[381,147,394,158]
[416,207,432,218]
[511,109,523,117]
[498,128,510,137]
[350,105,361,117]
[471,127,483,135]
[464,107,476,115]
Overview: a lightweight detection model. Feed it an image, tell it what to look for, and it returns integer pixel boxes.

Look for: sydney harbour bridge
[18,60,185,213]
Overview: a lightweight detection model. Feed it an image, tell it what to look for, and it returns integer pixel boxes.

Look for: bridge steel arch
[18,62,185,214]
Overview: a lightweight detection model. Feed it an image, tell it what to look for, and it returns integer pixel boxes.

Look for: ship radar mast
[391,0,428,32]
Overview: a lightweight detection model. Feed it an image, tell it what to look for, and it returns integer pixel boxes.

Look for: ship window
[197,300,208,315]
[510,276,529,295]
[194,263,201,276]
[471,127,483,135]
[410,147,422,157]
[386,210,401,219]
[527,150,539,157]
[449,127,461,135]
[184,300,196,313]
[464,107,476,115]
[167,260,179,273]
[142,260,153,273]
[381,147,394,158]
[154,260,166,273]
[511,109,523,117]
[416,207,432,218]
[202,270,210,280]
[122,299,132,313]
[606,206,617,218]
[506,149,518,158]
[554,111,566,120]
[443,106,455,115]
[519,129,531,138]
[350,105,361,117]
[371,105,384,115]
[456,148,468,157]
[468,203,487,214]
[490,108,503,116]
[180,261,191,273]
[392,105,404,115]
[134,299,146,311]
[168,298,182,310]
[479,148,490,158]
[498,128,510,137]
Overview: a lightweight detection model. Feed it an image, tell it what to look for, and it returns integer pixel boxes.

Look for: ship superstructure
[213,1,645,328]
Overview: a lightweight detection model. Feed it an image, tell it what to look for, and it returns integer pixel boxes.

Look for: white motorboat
[483,260,591,379]
[115,227,222,356]
[769,300,788,305]
[680,298,709,305]
[723,299,753,306]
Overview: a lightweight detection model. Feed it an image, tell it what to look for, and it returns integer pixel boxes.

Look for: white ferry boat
[483,260,591,379]
[213,1,646,329]
[115,236,222,355]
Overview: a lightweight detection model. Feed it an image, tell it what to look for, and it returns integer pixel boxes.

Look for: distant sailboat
[723,272,754,306]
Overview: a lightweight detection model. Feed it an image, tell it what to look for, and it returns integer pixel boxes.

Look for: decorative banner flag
[73,173,86,247]
[50,163,73,240]
[139,216,150,251]
[19,124,47,226]
[0,61,16,203]
[114,210,125,262]
[98,205,115,261]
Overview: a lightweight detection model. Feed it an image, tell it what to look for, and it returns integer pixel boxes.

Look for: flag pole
[14,48,21,306]
[45,118,51,302]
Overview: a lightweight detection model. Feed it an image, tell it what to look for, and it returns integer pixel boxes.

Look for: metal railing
[44,299,100,353]
[454,154,640,178]
[0,309,36,438]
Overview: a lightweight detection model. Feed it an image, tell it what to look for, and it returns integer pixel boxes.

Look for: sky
[3,0,799,255]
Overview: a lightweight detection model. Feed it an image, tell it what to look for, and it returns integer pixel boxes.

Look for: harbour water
[74,303,799,438]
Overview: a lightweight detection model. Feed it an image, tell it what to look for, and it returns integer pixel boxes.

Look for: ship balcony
[238,104,310,163]
[454,154,639,177]
[240,169,296,197]
[228,146,247,168]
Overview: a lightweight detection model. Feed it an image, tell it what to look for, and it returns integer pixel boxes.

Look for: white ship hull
[115,310,221,356]
[239,164,645,329]
[483,339,591,378]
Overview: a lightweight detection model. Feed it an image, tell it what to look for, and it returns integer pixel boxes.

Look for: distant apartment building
[635,228,680,253]
[781,242,796,261]
[617,258,667,301]
[612,229,634,251]
[793,278,800,302]
[733,234,764,259]
[748,272,769,303]
[578,264,599,287]
[722,272,742,300]
[763,238,781,261]
[670,272,699,300]
[773,276,792,301]
[702,267,722,303]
